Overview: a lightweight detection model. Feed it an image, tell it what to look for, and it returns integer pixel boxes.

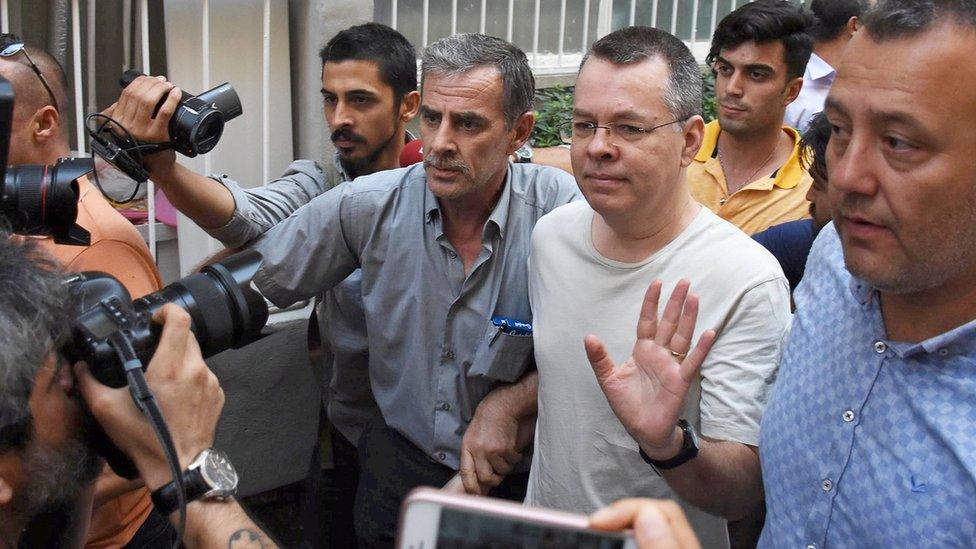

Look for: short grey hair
[421,33,535,128]
[581,26,703,122]
[860,0,976,39]
[0,233,71,451]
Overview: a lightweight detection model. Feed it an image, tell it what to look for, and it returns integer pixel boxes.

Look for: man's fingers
[633,505,684,549]
[585,334,617,384]
[635,280,663,340]
[73,361,104,407]
[654,280,690,348]
[118,76,159,125]
[590,499,700,549]
[487,453,515,476]
[680,329,716,383]
[669,293,699,356]
[151,87,182,136]
[590,498,650,531]
[150,304,192,371]
[473,455,502,491]
[459,450,481,494]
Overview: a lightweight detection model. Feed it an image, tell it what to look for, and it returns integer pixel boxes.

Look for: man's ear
[0,452,22,507]
[507,111,536,155]
[784,76,804,105]
[399,90,421,123]
[847,15,859,36]
[680,115,705,168]
[32,105,60,144]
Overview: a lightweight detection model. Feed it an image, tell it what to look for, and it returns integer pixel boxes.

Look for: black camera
[0,76,92,245]
[64,249,268,388]
[118,69,243,158]
[90,71,242,183]
[64,249,268,478]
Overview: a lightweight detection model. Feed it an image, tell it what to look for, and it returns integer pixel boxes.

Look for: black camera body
[0,75,92,245]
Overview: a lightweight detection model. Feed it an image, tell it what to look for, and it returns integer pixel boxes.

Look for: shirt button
[440,402,451,411]
[437,452,447,461]
[842,410,855,422]
[873,340,887,354]
[442,349,455,360]
[938,348,949,357]
[447,251,457,259]
[822,478,833,492]
[719,197,728,206]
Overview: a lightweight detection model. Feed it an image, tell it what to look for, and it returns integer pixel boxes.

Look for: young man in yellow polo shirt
[688,0,815,236]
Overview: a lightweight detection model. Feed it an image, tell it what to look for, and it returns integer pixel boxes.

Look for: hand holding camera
[93,71,242,183]
[73,304,223,491]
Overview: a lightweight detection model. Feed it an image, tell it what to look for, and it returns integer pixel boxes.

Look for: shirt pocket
[467,320,534,382]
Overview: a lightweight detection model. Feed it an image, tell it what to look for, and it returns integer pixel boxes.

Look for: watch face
[202,450,239,493]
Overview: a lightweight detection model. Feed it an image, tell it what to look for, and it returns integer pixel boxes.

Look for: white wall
[162,0,294,275]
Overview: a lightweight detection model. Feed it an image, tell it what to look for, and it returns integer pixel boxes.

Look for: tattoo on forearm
[228,529,265,548]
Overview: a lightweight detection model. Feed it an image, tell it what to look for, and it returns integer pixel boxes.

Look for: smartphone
[396,487,637,549]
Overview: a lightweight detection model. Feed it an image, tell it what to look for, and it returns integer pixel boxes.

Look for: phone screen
[433,507,627,548]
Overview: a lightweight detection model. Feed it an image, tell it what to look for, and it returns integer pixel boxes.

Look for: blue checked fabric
[759,224,976,548]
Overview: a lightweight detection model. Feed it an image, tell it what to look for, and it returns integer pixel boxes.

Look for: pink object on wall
[154,188,178,226]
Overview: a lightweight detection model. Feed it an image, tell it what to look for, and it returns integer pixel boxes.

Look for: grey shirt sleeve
[206,159,339,248]
[251,182,366,309]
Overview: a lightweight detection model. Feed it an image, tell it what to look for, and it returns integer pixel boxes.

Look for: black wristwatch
[638,419,700,474]
[151,448,239,516]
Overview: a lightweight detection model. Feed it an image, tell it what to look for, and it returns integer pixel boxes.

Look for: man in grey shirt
[110,23,422,548]
[112,30,578,546]
[251,34,579,545]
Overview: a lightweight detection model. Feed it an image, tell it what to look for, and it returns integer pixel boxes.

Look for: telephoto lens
[0,157,93,245]
[65,249,269,388]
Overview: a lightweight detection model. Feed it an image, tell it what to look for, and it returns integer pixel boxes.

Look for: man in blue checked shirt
[589,1,976,547]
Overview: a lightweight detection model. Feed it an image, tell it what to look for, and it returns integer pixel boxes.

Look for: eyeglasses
[561,118,685,144]
[0,34,59,113]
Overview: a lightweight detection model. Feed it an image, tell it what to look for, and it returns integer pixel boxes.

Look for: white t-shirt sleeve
[697,276,791,446]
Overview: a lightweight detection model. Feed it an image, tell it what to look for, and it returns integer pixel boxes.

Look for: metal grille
[375,0,748,71]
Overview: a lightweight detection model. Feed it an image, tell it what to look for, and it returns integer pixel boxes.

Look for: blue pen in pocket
[491,315,532,336]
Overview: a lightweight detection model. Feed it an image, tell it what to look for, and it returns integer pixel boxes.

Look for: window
[374,0,748,73]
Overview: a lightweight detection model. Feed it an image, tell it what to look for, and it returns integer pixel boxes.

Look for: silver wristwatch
[151,448,239,515]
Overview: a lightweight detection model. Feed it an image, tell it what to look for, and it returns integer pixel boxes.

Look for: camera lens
[0,157,92,245]
[133,249,268,358]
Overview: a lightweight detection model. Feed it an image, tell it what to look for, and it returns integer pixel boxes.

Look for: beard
[334,114,402,178]
[22,401,104,516]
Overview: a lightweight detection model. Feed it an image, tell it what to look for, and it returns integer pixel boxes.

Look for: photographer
[0,36,166,547]
[0,234,274,548]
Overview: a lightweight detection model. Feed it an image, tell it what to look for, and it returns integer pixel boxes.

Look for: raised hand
[585,279,716,457]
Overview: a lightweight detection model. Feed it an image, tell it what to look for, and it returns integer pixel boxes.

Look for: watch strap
[638,419,700,471]
[151,467,210,516]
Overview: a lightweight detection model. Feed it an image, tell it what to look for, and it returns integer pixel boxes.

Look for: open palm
[586,279,716,451]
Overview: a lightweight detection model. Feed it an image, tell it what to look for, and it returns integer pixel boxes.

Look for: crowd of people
[2,0,975,547]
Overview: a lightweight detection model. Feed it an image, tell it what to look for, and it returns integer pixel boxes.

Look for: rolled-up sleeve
[251,183,362,308]
[206,160,334,248]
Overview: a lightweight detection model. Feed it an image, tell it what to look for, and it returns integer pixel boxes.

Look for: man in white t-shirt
[524,27,790,548]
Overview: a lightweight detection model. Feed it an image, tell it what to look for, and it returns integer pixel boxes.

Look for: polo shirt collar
[694,119,805,190]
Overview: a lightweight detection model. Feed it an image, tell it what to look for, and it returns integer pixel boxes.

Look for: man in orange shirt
[0,40,166,547]
[688,1,815,235]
